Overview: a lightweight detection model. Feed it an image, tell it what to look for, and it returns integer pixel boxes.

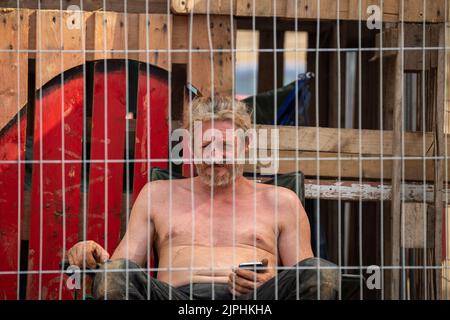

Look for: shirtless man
[67,96,338,300]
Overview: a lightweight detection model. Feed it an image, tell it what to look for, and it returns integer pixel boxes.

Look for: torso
[151,177,282,287]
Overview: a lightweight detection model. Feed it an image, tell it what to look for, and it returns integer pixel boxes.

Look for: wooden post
[433,23,445,300]
[258,29,284,92]
[386,25,403,300]
[188,14,235,97]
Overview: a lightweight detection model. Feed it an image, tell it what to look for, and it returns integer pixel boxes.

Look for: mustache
[200,162,229,167]
[202,164,236,169]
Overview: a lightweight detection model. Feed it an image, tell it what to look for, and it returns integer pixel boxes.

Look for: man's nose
[204,147,224,165]
[212,150,235,164]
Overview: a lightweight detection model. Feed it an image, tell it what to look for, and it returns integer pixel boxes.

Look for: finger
[237,268,272,284]
[79,247,90,267]
[67,252,74,266]
[228,277,248,295]
[68,251,79,267]
[231,273,257,290]
[235,269,259,282]
[228,285,243,297]
[85,252,97,269]
[73,247,84,267]
[94,245,109,263]
[230,279,252,295]
[77,246,90,268]
[228,274,248,293]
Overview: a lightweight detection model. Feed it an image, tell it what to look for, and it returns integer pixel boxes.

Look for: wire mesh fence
[0,0,448,300]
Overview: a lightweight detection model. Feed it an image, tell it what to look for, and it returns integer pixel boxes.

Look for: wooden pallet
[0,60,168,299]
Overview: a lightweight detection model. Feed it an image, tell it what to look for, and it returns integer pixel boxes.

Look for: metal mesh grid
[0,0,448,300]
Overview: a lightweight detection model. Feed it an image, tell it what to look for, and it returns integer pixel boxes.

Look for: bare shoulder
[257,183,307,229]
[131,179,186,221]
[257,182,302,209]
[137,178,191,203]
[143,178,180,192]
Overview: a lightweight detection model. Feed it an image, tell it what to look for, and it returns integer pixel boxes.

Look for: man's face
[195,120,247,187]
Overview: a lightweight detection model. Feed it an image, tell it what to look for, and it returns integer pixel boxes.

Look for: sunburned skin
[67,119,314,293]
[148,177,279,286]
[111,174,313,288]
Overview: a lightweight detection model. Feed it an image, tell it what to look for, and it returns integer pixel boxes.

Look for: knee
[92,259,135,299]
[296,257,339,299]
[300,257,338,284]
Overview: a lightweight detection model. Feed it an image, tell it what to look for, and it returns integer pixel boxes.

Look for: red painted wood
[86,62,126,254]
[132,65,169,200]
[132,65,169,275]
[0,111,27,300]
[27,72,84,299]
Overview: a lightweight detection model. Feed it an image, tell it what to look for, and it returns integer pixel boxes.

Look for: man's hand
[67,241,110,269]
[228,258,275,297]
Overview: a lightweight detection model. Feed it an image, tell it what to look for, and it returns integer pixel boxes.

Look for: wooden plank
[86,61,126,254]
[133,13,170,196]
[25,10,169,83]
[27,8,86,300]
[389,25,403,300]
[285,0,347,20]
[0,9,29,131]
[236,0,288,18]
[303,179,449,203]
[0,109,27,300]
[372,25,438,71]
[91,11,139,61]
[0,13,29,299]
[171,15,188,64]
[433,24,445,300]
[0,1,168,14]
[171,0,234,14]
[401,203,434,248]
[4,9,215,130]
[256,125,437,157]
[138,14,170,71]
[34,10,90,90]
[346,0,394,22]
[133,64,169,277]
[244,150,439,181]
[235,0,445,22]
[132,64,169,201]
[404,0,445,23]
[1,11,172,132]
[27,10,170,72]
[27,68,84,300]
[189,14,234,96]
[10,0,439,22]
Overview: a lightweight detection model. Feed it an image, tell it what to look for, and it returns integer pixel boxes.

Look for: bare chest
[153,196,278,252]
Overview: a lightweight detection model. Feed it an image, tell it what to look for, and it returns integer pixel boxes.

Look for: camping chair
[149,167,362,300]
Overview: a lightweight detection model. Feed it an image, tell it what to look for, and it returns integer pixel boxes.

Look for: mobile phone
[238,262,265,272]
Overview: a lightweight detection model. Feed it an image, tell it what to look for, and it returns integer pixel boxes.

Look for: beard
[195,163,244,187]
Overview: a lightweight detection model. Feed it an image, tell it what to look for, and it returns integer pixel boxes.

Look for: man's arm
[110,182,155,267]
[278,189,314,266]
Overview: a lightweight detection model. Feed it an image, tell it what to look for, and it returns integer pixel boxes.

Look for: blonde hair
[184,96,252,131]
